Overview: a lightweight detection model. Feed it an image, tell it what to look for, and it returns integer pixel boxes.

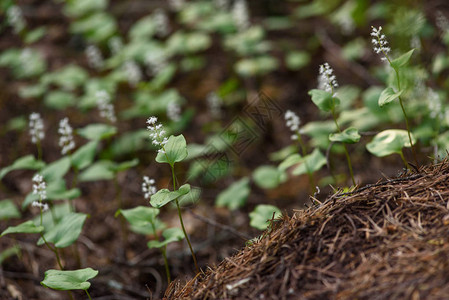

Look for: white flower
[142,176,157,199]
[370,26,391,59]
[108,37,123,55]
[146,116,168,154]
[96,90,116,123]
[32,174,47,201]
[167,101,181,122]
[428,88,444,120]
[58,117,75,155]
[232,0,250,31]
[123,60,142,87]
[145,51,167,76]
[29,113,45,144]
[284,110,301,134]
[7,5,26,33]
[154,9,170,37]
[85,45,104,70]
[207,92,222,118]
[319,63,338,95]
[32,201,49,211]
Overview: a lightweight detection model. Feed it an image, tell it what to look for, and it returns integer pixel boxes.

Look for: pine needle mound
[165,162,449,299]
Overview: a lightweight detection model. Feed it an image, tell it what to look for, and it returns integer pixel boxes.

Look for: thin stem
[296,134,315,193]
[399,150,410,170]
[37,141,42,161]
[150,219,171,283]
[175,198,199,274]
[40,234,64,270]
[85,289,93,300]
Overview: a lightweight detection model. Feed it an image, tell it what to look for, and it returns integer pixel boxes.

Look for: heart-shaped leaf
[115,206,160,227]
[0,155,45,180]
[366,129,415,157]
[391,49,415,70]
[249,204,282,231]
[292,148,327,176]
[378,87,403,107]
[150,184,191,208]
[71,141,98,170]
[79,160,115,182]
[0,199,21,220]
[155,135,188,166]
[252,166,285,189]
[308,89,340,112]
[41,268,98,291]
[77,124,117,141]
[147,227,184,249]
[41,157,71,182]
[37,212,87,248]
[329,127,361,144]
[215,177,250,211]
[278,154,302,172]
[1,220,44,236]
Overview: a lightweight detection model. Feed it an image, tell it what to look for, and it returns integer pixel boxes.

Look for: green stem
[150,219,171,283]
[37,141,42,161]
[40,234,64,270]
[296,134,315,193]
[175,198,199,274]
[85,289,93,300]
[399,150,410,170]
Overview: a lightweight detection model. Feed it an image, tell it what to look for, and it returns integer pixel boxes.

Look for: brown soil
[166,161,449,299]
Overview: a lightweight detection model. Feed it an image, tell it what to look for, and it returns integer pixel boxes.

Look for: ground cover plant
[1,0,449,299]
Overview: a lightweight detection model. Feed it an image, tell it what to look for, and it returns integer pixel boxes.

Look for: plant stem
[150,219,171,283]
[37,141,42,161]
[296,134,315,193]
[399,150,410,170]
[85,289,93,300]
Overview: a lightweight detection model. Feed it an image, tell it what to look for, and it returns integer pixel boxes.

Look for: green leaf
[37,212,87,248]
[147,227,184,249]
[41,157,71,182]
[249,204,282,231]
[32,203,72,232]
[378,87,403,107]
[252,166,284,189]
[155,135,188,166]
[292,148,327,176]
[0,245,21,265]
[115,206,160,228]
[77,124,117,141]
[0,155,45,180]
[44,91,76,110]
[41,268,98,291]
[1,220,44,236]
[150,184,191,208]
[0,199,21,220]
[79,160,115,182]
[215,177,250,211]
[22,179,81,209]
[111,158,139,172]
[24,27,47,44]
[278,154,302,172]
[391,49,415,70]
[308,89,339,112]
[71,141,98,170]
[329,127,361,144]
[366,129,416,157]
[285,51,310,70]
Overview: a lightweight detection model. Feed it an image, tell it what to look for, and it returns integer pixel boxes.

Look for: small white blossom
[32,174,47,201]
[142,176,157,199]
[167,101,181,122]
[428,88,444,120]
[285,110,301,133]
[32,201,49,211]
[7,5,26,33]
[436,11,449,33]
[370,26,390,60]
[154,9,170,37]
[207,92,222,118]
[85,45,104,70]
[232,0,250,31]
[145,51,168,76]
[58,118,75,155]
[96,90,116,123]
[319,63,338,95]
[29,113,45,144]
[122,60,142,87]
[108,36,123,55]
[147,116,168,154]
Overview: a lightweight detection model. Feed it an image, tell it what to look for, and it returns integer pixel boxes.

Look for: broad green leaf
[391,49,415,70]
[366,129,415,157]
[41,157,71,182]
[215,177,250,211]
[37,212,87,248]
[77,124,117,141]
[0,199,21,220]
[24,27,47,44]
[155,135,188,166]
[32,203,72,231]
[278,154,302,172]
[0,155,45,180]
[111,158,139,172]
[79,160,115,182]
[23,179,81,209]
[44,91,75,110]
[71,141,98,170]
[0,245,21,265]
[115,206,159,228]
[147,227,184,249]
[150,184,191,208]
[252,166,284,189]
[41,268,98,291]
[285,51,310,70]
[308,89,339,112]
[378,87,403,107]
[292,148,327,176]
[249,204,282,231]
[269,145,297,162]
[329,127,361,144]
[1,220,44,236]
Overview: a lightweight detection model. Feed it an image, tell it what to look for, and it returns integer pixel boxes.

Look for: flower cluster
[318,62,338,95]
[123,60,142,87]
[232,0,250,31]
[58,117,75,155]
[96,90,117,123]
[108,36,123,55]
[154,9,170,37]
[371,26,390,59]
[142,176,157,199]
[207,92,222,118]
[147,116,168,154]
[145,51,168,76]
[32,174,47,201]
[7,5,26,33]
[285,110,301,140]
[167,101,181,122]
[29,113,45,144]
[32,200,49,212]
[85,45,104,70]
